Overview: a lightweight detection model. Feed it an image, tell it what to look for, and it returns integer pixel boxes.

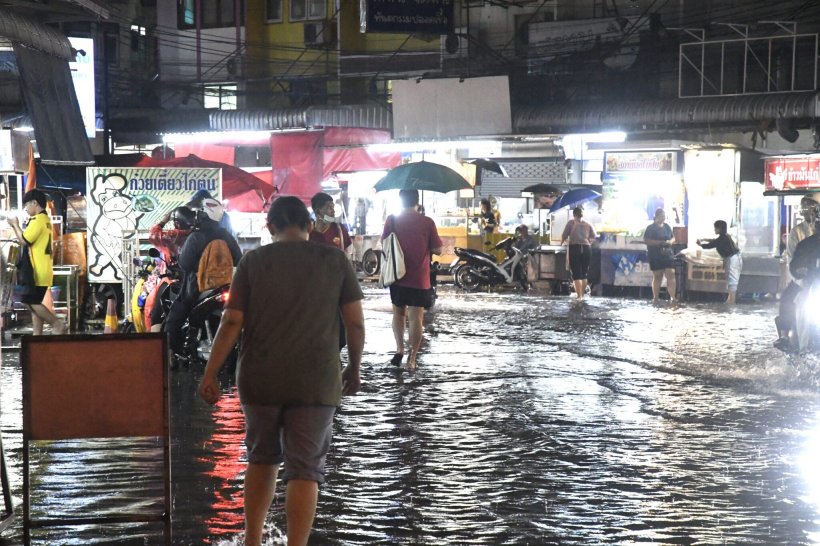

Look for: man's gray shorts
[243,404,336,483]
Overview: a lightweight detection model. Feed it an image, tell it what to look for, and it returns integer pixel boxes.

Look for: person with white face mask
[309,192,351,251]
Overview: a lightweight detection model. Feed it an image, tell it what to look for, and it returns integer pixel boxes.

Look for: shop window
[289,0,325,21]
[178,0,244,29]
[203,84,237,110]
[235,146,272,167]
[739,182,777,256]
[103,31,119,66]
[266,0,283,22]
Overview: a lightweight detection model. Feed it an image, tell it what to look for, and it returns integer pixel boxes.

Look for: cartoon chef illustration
[88,173,141,280]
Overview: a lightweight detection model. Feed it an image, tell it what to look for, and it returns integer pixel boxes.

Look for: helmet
[171,206,196,230]
[199,197,225,223]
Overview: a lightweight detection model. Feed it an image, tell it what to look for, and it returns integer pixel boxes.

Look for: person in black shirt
[165,211,242,363]
[697,220,742,304]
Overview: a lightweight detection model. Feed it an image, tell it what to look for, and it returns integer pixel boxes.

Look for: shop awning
[514,92,820,133]
[12,43,93,165]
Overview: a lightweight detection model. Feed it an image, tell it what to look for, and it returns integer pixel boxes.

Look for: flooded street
[2,288,820,544]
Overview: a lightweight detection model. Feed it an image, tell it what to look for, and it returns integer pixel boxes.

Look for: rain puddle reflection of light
[798,415,820,514]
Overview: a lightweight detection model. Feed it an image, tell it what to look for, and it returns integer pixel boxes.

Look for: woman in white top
[561,206,598,299]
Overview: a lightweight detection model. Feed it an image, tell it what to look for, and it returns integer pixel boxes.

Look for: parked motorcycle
[452,237,531,292]
[123,255,157,333]
[144,248,182,332]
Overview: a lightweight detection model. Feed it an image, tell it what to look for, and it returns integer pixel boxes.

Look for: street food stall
[764,154,820,293]
[596,150,686,296]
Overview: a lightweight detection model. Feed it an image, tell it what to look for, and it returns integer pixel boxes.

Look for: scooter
[178,283,232,365]
[144,248,182,332]
[793,275,820,353]
[124,256,156,333]
[452,237,531,292]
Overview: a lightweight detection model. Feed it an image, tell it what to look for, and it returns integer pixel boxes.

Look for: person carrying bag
[379,215,405,288]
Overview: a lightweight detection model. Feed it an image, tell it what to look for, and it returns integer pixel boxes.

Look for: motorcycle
[794,275,820,353]
[451,237,531,292]
[144,248,182,332]
[123,255,157,333]
[149,247,233,367]
[176,283,233,366]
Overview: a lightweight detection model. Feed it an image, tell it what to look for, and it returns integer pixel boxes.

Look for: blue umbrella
[548,188,602,213]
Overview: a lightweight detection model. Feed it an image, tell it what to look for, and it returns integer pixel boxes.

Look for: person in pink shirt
[382,189,443,370]
[561,206,597,300]
[309,192,352,251]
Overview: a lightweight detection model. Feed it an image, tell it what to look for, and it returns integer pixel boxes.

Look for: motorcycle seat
[195,284,230,303]
[455,247,497,263]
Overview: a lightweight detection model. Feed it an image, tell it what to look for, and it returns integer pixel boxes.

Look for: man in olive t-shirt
[198,196,364,546]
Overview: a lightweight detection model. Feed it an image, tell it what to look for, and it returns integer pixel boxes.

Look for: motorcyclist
[187,189,237,240]
[149,206,196,265]
[145,206,196,332]
[787,216,820,352]
[774,195,818,351]
[165,205,242,364]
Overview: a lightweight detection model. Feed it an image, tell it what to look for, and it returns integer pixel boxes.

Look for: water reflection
[1,290,819,544]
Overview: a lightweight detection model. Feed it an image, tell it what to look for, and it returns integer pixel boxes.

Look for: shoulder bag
[14,244,36,296]
[378,216,406,288]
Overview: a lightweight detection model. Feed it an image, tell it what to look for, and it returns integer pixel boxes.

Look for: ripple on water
[1,291,820,544]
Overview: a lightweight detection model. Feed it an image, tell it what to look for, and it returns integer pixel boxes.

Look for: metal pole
[0,430,13,534]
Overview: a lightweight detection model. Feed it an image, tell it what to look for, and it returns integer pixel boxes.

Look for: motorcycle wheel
[362,249,381,276]
[455,265,483,292]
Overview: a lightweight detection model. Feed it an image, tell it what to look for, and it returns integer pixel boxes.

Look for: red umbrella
[132,154,277,212]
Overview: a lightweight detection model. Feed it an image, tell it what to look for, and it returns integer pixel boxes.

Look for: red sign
[765,156,820,191]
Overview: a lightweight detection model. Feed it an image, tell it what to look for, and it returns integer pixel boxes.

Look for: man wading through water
[198,196,364,546]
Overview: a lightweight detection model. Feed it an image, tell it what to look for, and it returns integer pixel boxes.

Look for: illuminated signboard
[604,151,678,173]
[0,129,12,171]
[764,156,820,192]
[68,37,96,139]
[85,167,222,283]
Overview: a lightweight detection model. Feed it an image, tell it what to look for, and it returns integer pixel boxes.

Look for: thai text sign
[86,167,221,283]
[764,156,820,192]
[605,151,678,174]
[363,0,453,33]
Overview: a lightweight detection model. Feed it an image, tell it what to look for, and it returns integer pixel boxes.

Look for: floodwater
[2,288,820,545]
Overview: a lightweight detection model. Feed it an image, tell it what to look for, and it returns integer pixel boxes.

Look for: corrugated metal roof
[206,104,392,132]
[515,92,820,133]
[0,10,74,61]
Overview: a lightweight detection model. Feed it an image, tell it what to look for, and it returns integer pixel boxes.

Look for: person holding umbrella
[373,160,468,369]
[561,206,597,300]
[382,189,443,370]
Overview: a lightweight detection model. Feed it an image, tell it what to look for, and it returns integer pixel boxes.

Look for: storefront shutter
[477,159,566,198]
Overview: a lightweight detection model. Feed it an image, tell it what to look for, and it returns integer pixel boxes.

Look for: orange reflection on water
[201,387,247,540]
